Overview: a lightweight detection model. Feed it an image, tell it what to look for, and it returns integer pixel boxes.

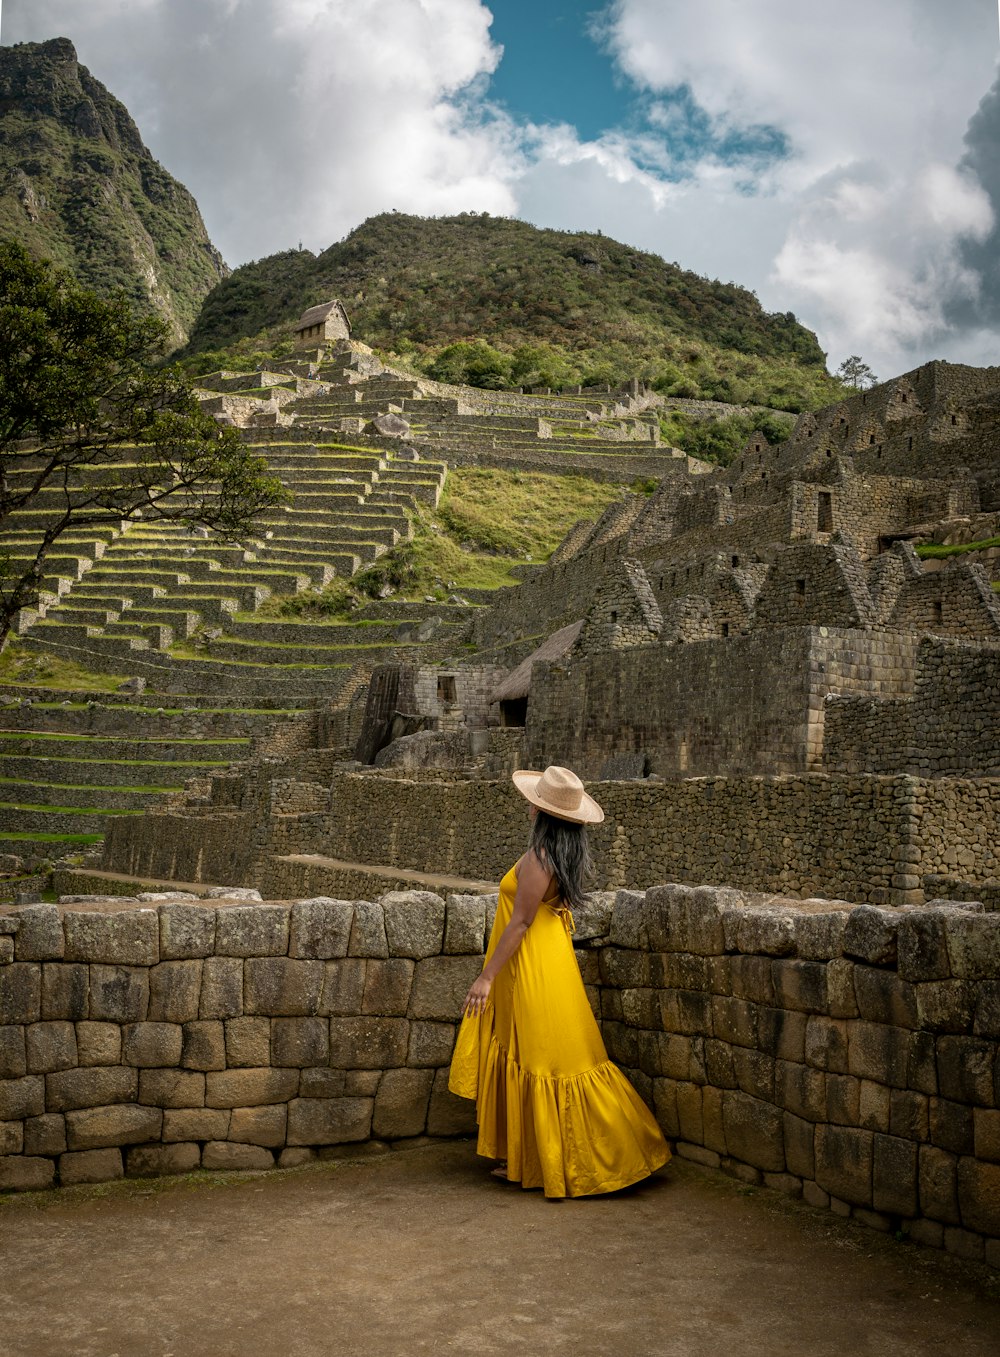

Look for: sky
[2,0,999,379]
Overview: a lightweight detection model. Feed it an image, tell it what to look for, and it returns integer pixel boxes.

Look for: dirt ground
[1,1140,998,1357]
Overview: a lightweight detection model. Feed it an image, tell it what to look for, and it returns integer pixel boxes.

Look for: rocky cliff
[0,37,227,345]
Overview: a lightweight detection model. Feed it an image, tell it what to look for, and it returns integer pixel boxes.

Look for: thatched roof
[490,620,583,703]
[295,299,351,333]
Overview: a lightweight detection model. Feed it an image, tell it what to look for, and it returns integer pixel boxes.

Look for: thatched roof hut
[490,620,583,724]
[294,300,351,345]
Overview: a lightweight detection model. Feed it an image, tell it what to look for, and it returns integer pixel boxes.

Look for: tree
[836,355,878,390]
[0,241,286,648]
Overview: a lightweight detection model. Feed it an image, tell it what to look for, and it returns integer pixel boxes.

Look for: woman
[448,765,670,1198]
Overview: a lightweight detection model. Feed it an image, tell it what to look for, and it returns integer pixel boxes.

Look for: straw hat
[511,765,604,824]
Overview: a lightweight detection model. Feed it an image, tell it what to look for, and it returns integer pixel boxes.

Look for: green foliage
[836,355,878,390]
[181,212,842,411]
[0,641,123,691]
[659,409,797,466]
[0,241,286,645]
[915,536,1000,559]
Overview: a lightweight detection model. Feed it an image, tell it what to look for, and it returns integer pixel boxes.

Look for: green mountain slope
[0,37,227,344]
[185,212,840,409]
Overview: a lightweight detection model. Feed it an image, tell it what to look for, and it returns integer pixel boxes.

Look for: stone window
[437,675,457,705]
[731,555,740,567]
[869,434,876,444]
[932,600,943,626]
[817,492,833,532]
[795,578,807,604]
[908,436,913,451]
[721,622,730,637]
[610,610,618,624]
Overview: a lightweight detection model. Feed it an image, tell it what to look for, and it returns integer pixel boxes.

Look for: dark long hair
[527,809,593,910]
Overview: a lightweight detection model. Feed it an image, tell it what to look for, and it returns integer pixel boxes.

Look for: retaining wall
[1,887,998,1268]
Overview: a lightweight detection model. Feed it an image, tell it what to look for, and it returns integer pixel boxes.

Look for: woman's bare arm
[461,852,552,1016]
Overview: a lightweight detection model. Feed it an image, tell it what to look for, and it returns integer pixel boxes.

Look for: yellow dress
[448,863,670,1198]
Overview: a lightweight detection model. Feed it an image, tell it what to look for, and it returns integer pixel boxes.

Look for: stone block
[214,904,289,957]
[25,1020,77,1074]
[732,1048,775,1102]
[329,1017,409,1069]
[279,1147,315,1169]
[930,1097,974,1156]
[0,1025,26,1079]
[348,901,388,958]
[205,1068,298,1108]
[0,1073,44,1120]
[158,903,216,960]
[944,914,1000,981]
[14,905,64,961]
[804,1017,850,1073]
[46,1066,136,1113]
[897,911,951,982]
[957,1158,1000,1237]
[825,1074,860,1126]
[75,1021,121,1067]
[853,968,918,1029]
[873,1134,918,1216]
[181,1021,226,1072]
[444,895,488,955]
[126,1142,200,1177]
[299,1068,346,1098]
[711,996,758,1048]
[0,937,11,964]
[345,1070,381,1097]
[795,912,848,962]
[407,1021,457,1068]
[675,1081,704,1144]
[644,884,742,956]
[847,1021,909,1088]
[123,1022,183,1068]
[0,963,41,1023]
[659,987,712,1038]
[907,1031,938,1097]
[757,1008,807,1063]
[770,960,827,1014]
[199,957,243,1019]
[974,1108,1000,1163]
[703,1039,736,1089]
[729,956,775,1006]
[801,1180,829,1209]
[943,1226,985,1262]
[658,1034,698,1083]
[289,899,353,959]
[814,1125,874,1208]
[63,910,159,966]
[89,965,148,1024]
[659,952,708,992]
[600,949,651,990]
[974,981,1000,1041]
[734,909,797,958]
[774,1061,826,1122]
[843,907,898,967]
[783,1112,815,1178]
[0,1119,22,1154]
[380,892,446,960]
[286,1096,373,1146]
[825,960,858,1019]
[721,1090,784,1172]
[0,1154,54,1191]
[915,981,974,1034]
[42,963,88,1021]
[889,1088,928,1141]
[319,960,367,1017]
[271,1017,328,1068]
[362,960,414,1017]
[608,890,651,950]
[138,1069,206,1109]
[148,961,203,1023]
[66,1103,162,1151]
[936,1035,996,1106]
[427,1067,477,1136]
[59,1148,122,1185]
[162,1108,230,1142]
[225,1016,270,1067]
[372,1067,434,1139]
[24,1113,66,1157]
[858,1080,890,1133]
[652,1078,679,1139]
[919,1144,959,1224]
[201,1141,274,1171]
[229,1104,287,1148]
[620,987,658,1031]
[409,957,482,1022]
[244,958,324,1016]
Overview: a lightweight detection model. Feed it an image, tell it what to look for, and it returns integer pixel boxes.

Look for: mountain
[184,212,838,409]
[0,37,227,345]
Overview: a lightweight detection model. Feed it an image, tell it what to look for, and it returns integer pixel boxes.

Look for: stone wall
[2,886,998,1268]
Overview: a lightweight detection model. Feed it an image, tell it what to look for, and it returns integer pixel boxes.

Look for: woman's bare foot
[490,1162,508,1180]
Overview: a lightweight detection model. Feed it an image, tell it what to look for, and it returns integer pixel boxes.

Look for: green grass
[0,643,124,692]
[915,536,1000,559]
[0,831,103,844]
[0,778,180,793]
[0,802,143,816]
[0,732,248,744]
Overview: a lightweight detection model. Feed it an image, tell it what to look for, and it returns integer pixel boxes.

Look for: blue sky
[3,0,1000,376]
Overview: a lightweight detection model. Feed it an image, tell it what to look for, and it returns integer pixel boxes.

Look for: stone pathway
[1,1141,998,1357]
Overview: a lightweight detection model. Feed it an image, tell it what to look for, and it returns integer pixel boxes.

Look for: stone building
[294,299,351,348]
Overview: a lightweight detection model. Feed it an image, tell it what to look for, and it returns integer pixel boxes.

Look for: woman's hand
[462,973,492,1018]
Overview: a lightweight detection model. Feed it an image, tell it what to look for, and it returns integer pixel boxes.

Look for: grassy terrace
[916,535,1000,559]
